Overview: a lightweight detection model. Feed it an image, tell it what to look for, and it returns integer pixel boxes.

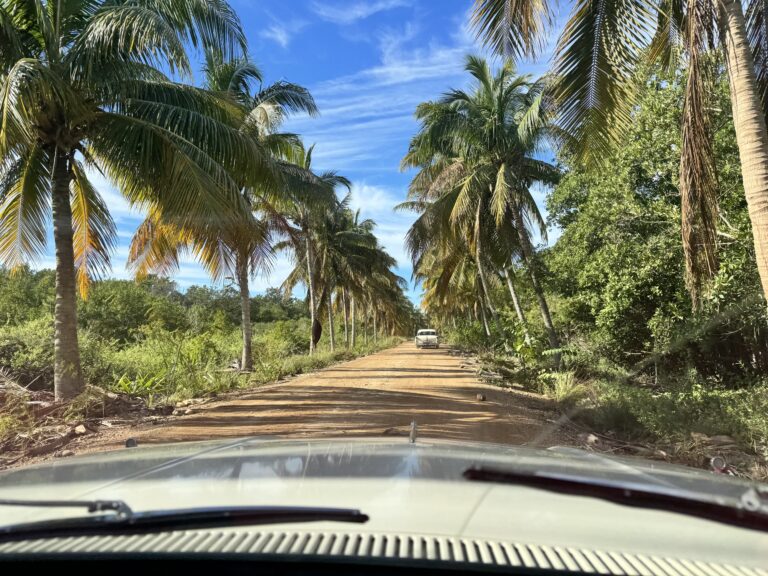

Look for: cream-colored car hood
[0,438,765,567]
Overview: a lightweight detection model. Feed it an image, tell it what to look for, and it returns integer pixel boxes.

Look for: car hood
[0,437,765,565]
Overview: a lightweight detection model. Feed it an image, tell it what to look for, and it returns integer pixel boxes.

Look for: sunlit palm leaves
[0,0,256,398]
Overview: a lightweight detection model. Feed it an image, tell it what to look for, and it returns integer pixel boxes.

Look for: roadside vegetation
[0,268,405,448]
[412,51,768,457]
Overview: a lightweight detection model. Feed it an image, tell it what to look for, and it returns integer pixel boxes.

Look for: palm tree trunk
[327,294,335,352]
[342,288,349,347]
[474,204,498,319]
[479,297,491,337]
[364,312,369,345]
[350,296,356,347]
[373,312,378,343]
[721,0,768,301]
[304,232,317,356]
[503,267,531,344]
[237,255,253,371]
[51,152,84,401]
[513,208,560,358]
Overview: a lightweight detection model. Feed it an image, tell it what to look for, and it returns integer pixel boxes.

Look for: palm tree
[282,194,408,351]
[128,51,317,371]
[276,144,350,354]
[472,0,768,305]
[0,0,268,400]
[400,56,561,354]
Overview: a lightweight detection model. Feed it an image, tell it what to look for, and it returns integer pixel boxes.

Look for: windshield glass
[1,0,767,541]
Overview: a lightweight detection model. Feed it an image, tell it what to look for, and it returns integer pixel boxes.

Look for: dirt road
[79,342,572,453]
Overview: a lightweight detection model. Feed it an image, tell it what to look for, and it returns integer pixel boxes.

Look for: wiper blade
[0,503,368,542]
[464,466,768,533]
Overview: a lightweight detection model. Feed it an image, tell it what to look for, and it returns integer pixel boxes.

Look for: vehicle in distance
[415,329,439,348]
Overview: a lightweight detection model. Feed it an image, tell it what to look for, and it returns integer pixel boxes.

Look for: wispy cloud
[286,20,478,172]
[259,19,308,48]
[311,0,410,25]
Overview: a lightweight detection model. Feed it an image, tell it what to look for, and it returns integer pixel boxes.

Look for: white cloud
[84,169,137,222]
[311,0,410,25]
[259,19,308,48]
[347,183,400,215]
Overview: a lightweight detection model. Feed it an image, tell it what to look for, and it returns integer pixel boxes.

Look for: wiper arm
[0,501,368,542]
[464,466,768,533]
[0,498,132,517]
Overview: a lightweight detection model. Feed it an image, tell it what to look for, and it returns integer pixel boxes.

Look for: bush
[105,327,243,402]
[0,316,55,388]
[578,377,768,451]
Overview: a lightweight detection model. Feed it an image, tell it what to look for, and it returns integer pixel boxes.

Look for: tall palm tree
[0,0,266,400]
[400,56,561,353]
[276,144,350,354]
[128,51,317,371]
[472,0,768,305]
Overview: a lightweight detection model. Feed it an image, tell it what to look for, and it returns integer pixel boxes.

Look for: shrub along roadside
[94,332,402,406]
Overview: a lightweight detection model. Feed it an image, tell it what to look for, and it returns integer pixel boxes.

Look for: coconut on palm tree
[471,0,768,305]
[0,0,270,400]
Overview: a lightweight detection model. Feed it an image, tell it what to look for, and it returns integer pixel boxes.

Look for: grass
[102,335,404,406]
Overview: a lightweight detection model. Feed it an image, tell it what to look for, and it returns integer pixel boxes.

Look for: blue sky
[38,0,558,304]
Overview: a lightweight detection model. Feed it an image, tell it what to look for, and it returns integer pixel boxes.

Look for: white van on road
[415,329,439,349]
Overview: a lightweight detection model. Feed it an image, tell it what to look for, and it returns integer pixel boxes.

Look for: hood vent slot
[0,530,764,576]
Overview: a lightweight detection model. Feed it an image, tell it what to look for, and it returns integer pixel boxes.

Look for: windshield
[1,0,767,543]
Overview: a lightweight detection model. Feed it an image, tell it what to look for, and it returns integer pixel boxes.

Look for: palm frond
[70,160,116,297]
[680,0,718,306]
[746,0,768,115]
[471,0,552,59]
[552,0,655,163]
[0,144,50,269]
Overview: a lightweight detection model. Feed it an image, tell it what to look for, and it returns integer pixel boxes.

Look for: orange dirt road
[83,342,571,452]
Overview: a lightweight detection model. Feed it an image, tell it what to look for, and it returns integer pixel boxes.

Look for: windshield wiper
[0,499,368,542]
[464,466,768,533]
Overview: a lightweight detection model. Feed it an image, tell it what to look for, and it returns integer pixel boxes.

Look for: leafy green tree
[0,266,54,325]
[0,0,269,400]
[78,280,152,343]
[546,65,768,375]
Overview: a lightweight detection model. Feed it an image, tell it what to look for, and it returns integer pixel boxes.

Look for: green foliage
[79,280,155,342]
[580,379,768,450]
[0,316,55,387]
[545,66,767,379]
[0,267,55,326]
[0,270,401,406]
[0,272,313,394]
